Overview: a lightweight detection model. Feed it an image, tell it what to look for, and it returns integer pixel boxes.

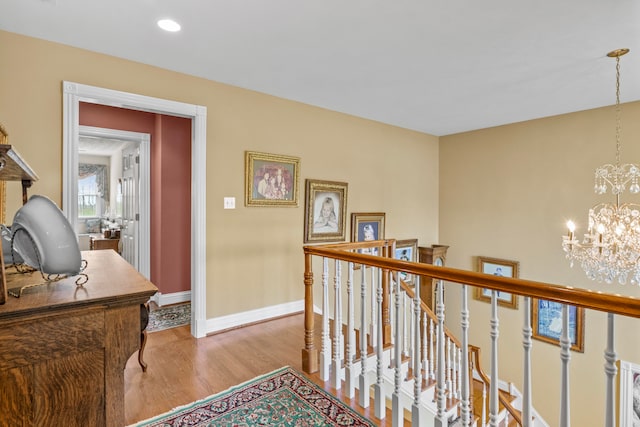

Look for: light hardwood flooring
[124,312,407,426]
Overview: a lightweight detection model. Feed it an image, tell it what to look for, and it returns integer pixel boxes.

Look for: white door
[121,144,140,269]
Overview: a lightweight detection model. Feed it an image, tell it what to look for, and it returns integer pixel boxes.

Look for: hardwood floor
[124,312,408,426]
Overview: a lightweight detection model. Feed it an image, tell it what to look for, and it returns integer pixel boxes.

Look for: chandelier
[562,48,640,285]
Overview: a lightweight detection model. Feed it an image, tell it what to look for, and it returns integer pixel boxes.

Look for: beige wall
[440,103,640,426]
[0,30,440,318]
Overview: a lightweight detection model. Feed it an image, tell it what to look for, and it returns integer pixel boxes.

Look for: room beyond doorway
[77,125,150,279]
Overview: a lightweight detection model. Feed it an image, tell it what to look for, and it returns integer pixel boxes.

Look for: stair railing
[302,239,640,427]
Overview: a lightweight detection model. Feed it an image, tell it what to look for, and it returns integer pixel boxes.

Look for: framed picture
[395,239,418,285]
[474,256,519,309]
[531,298,584,352]
[351,212,385,242]
[245,151,300,207]
[618,359,640,426]
[303,179,348,243]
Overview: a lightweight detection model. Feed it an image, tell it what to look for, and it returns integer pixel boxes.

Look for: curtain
[78,163,109,201]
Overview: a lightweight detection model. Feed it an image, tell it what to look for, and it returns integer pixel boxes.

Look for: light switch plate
[223,197,235,209]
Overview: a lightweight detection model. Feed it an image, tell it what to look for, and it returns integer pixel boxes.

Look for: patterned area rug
[147,303,190,332]
[129,366,376,426]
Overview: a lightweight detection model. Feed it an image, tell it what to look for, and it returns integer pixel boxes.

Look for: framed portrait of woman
[303,179,348,243]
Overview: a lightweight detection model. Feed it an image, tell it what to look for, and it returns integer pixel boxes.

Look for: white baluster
[461,284,471,426]
[412,276,422,426]
[446,337,452,395]
[403,290,409,357]
[359,263,370,408]
[369,267,377,349]
[345,262,355,398]
[559,304,570,427]
[456,347,462,400]
[604,313,617,427]
[422,312,428,378]
[374,267,385,420]
[331,261,342,390]
[482,382,487,427]
[522,296,533,426]
[320,258,330,381]
[434,280,447,427]
[489,291,499,427]
[429,317,435,380]
[392,273,403,427]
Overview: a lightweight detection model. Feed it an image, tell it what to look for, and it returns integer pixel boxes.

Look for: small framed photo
[303,179,348,243]
[351,212,385,243]
[395,239,418,285]
[245,151,300,207]
[618,360,640,426]
[531,298,584,352]
[474,256,519,309]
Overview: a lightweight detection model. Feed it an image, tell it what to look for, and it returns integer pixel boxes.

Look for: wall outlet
[223,197,235,209]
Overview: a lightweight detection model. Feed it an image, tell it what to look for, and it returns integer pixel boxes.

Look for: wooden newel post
[302,251,319,373]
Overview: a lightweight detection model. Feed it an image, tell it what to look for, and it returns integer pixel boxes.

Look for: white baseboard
[204,299,304,335]
[151,290,191,307]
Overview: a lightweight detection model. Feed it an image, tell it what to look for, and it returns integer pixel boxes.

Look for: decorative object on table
[531,298,584,352]
[146,302,191,332]
[617,359,640,426]
[303,179,348,243]
[1,224,21,265]
[244,151,300,207]
[474,256,519,309]
[561,49,640,286]
[8,195,87,297]
[0,122,39,305]
[394,238,418,285]
[128,366,376,427]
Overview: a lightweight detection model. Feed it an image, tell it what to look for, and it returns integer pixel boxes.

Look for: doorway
[62,81,208,338]
[77,125,150,279]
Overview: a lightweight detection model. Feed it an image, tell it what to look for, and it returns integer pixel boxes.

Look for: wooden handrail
[469,345,523,425]
[304,242,640,318]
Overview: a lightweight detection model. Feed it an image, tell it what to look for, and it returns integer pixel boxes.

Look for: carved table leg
[139,302,149,372]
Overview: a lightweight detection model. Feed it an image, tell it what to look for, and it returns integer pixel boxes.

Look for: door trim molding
[62,81,208,338]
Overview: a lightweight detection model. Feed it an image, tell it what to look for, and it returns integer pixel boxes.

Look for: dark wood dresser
[0,250,157,426]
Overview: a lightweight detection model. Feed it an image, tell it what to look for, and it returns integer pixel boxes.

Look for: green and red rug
[129,366,375,426]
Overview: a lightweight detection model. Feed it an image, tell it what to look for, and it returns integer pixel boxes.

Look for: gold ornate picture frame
[245,151,300,207]
[474,256,519,309]
[303,179,348,243]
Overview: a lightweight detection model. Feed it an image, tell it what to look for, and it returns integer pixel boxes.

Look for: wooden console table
[0,250,157,427]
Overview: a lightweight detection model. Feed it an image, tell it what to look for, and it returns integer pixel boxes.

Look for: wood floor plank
[124,312,408,426]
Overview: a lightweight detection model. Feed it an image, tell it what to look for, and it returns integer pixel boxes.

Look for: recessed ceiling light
[158,19,181,32]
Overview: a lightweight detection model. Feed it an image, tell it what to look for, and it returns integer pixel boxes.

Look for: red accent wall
[80,102,192,295]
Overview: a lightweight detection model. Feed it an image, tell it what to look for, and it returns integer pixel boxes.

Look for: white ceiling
[1,0,639,136]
